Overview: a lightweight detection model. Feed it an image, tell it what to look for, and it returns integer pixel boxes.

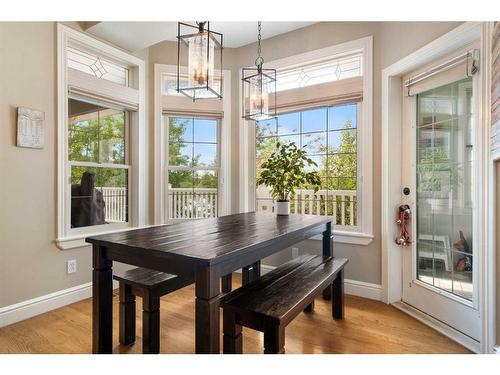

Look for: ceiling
[86,22,316,52]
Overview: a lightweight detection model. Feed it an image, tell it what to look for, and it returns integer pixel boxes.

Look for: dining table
[86,212,333,354]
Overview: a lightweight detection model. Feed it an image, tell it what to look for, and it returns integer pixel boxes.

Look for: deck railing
[100,186,356,226]
[168,188,218,219]
[256,186,357,226]
[101,187,127,223]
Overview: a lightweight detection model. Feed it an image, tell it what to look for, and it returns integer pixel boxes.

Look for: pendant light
[242,22,277,121]
[177,22,223,101]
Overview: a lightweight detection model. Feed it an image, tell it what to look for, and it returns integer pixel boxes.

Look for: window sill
[309,230,374,246]
[56,225,149,250]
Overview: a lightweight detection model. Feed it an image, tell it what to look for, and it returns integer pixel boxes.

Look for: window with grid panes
[255,104,358,227]
[68,98,129,228]
[166,116,219,219]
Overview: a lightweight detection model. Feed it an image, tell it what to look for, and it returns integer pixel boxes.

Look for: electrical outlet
[67,259,77,274]
[292,247,299,258]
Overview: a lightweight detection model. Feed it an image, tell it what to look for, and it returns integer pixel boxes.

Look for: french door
[400,46,481,341]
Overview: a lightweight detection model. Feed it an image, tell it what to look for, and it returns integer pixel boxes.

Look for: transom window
[166,116,220,219]
[256,104,358,228]
[67,46,129,86]
[275,53,362,92]
[68,98,129,228]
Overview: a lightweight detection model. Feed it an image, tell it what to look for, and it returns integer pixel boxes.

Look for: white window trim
[56,23,146,250]
[239,36,373,245]
[153,64,232,224]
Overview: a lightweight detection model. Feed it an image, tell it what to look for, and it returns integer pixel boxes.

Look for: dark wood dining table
[86,212,333,354]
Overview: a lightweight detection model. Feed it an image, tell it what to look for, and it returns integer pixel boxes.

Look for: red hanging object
[395,204,411,246]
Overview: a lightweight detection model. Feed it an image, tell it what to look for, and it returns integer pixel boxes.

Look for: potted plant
[257,142,321,215]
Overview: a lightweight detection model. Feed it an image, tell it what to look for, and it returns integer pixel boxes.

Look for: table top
[86,212,331,266]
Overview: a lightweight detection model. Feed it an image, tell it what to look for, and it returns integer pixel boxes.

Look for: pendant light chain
[256,21,264,69]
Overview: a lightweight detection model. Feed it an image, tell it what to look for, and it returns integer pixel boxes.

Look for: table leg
[221,274,232,293]
[242,260,261,285]
[92,244,113,354]
[322,222,333,300]
[195,266,221,354]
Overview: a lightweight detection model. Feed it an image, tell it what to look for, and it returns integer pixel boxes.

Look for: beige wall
[0,21,462,309]
[0,22,145,308]
[0,22,94,307]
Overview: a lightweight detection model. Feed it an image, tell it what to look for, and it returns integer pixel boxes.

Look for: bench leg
[221,274,233,293]
[242,261,261,285]
[264,323,285,354]
[142,292,160,354]
[303,300,315,313]
[223,309,242,354]
[322,286,332,300]
[332,270,344,320]
[119,283,136,346]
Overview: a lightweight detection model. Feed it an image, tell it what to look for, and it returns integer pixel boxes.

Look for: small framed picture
[17,106,45,149]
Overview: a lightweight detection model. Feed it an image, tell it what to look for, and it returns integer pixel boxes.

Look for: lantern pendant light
[242,22,277,121]
[177,21,223,101]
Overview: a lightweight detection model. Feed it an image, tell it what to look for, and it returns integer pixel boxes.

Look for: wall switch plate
[292,247,299,258]
[67,259,77,274]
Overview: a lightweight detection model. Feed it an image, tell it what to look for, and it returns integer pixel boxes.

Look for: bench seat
[113,268,192,354]
[220,254,348,354]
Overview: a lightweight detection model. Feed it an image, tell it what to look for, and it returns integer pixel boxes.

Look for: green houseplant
[257,142,321,215]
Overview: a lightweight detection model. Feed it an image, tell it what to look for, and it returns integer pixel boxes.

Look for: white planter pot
[275,201,290,216]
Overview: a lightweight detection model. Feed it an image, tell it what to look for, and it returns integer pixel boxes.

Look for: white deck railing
[256,186,357,226]
[101,186,357,226]
[101,187,127,222]
[168,188,218,219]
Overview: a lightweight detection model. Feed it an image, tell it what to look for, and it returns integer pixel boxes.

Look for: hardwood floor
[0,274,470,354]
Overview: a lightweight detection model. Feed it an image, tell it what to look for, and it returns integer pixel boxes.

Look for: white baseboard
[0,282,92,328]
[0,280,119,328]
[260,264,383,301]
[392,301,481,353]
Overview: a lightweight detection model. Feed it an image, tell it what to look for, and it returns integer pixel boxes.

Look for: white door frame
[381,22,495,353]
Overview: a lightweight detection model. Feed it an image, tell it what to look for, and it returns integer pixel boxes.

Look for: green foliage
[416,146,461,196]
[69,111,126,187]
[318,120,357,190]
[257,142,321,202]
[168,117,217,189]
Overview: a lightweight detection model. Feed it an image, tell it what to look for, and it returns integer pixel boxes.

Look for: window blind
[404,44,479,97]
[270,76,363,114]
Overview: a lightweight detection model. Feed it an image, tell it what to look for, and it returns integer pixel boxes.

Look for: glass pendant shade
[242,67,276,121]
[177,22,223,100]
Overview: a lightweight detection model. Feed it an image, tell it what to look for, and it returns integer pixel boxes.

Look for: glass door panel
[416,77,474,301]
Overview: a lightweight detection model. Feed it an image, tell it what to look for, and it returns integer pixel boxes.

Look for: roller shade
[404,44,479,97]
[270,76,362,114]
[161,95,223,119]
[68,68,140,111]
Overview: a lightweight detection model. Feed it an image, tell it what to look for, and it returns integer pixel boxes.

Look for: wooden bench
[113,267,192,354]
[220,254,348,354]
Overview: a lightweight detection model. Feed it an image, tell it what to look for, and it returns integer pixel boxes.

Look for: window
[275,53,362,92]
[256,104,358,228]
[67,47,129,86]
[166,116,219,219]
[57,24,146,250]
[68,99,129,228]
